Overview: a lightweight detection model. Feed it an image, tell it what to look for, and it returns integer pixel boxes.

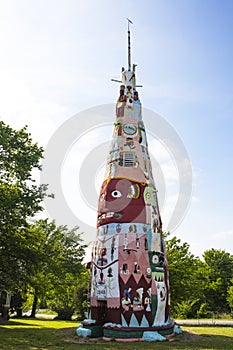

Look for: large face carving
[97,178,146,226]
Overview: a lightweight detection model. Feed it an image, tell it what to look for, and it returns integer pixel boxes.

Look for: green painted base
[103,321,175,341]
[81,320,176,341]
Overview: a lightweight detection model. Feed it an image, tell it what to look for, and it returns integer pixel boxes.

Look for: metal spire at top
[111,19,142,88]
[127,18,133,71]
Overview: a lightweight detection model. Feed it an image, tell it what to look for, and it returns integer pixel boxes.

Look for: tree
[74,270,90,319]
[0,122,46,225]
[201,249,233,314]
[227,280,233,313]
[0,121,48,294]
[48,228,87,320]
[25,220,87,319]
[165,234,201,317]
[165,235,233,318]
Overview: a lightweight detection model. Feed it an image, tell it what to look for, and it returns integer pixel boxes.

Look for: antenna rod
[127,18,133,71]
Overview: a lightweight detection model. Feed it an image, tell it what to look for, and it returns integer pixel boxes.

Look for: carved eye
[152,255,159,264]
[111,190,122,198]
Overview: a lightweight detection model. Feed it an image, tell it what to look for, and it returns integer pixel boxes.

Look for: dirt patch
[58,327,76,336]
[166,330,201,343]
[181,331,201,341]
[65,337,105,344]
[58,327,105,343]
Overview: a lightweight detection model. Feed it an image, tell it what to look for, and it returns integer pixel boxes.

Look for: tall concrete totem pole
[81,21,178,341]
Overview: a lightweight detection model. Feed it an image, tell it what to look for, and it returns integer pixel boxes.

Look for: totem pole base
[103,320,175,342]
[78,319,180,342]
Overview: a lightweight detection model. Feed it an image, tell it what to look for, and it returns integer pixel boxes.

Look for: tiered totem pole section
[82,22,177,341]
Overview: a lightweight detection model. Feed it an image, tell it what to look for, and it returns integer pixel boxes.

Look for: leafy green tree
[49,272,81,320]
[165,234,201,317]
[25,220,87,319]
[166,235,233,318]
[201,249,233,314]
[0,121,88,320]
[74,270,90,319]
[227,280,233,312]
[0,121,49,290]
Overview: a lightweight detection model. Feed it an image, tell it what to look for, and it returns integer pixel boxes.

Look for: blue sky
[0,0,233,257]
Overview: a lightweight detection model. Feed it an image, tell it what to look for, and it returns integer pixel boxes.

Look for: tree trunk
[30,289,38,318]
[16,307,23,318]
[1,306,9,321]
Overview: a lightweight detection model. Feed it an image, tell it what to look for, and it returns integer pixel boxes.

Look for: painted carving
[97,178,146,226]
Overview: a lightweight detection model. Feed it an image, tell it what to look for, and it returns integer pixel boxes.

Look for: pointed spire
[111,19,142,88]
[127,18,133,71]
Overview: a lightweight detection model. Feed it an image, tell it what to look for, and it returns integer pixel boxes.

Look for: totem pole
[79,21,179,341]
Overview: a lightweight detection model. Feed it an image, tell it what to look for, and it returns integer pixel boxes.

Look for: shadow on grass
[0,326,67,350]
[0,320,40,327]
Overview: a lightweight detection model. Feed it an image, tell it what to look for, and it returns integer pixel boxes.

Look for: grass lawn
[0,318,232,350]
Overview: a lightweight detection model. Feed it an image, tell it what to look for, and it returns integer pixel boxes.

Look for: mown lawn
[0,318,232,350]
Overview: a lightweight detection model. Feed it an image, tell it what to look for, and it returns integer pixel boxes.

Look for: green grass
[0,318,232,350]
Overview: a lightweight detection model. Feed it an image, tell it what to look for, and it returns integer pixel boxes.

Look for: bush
[53,306,74,320]
[197,303,212,318]
[173,299,199,319]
